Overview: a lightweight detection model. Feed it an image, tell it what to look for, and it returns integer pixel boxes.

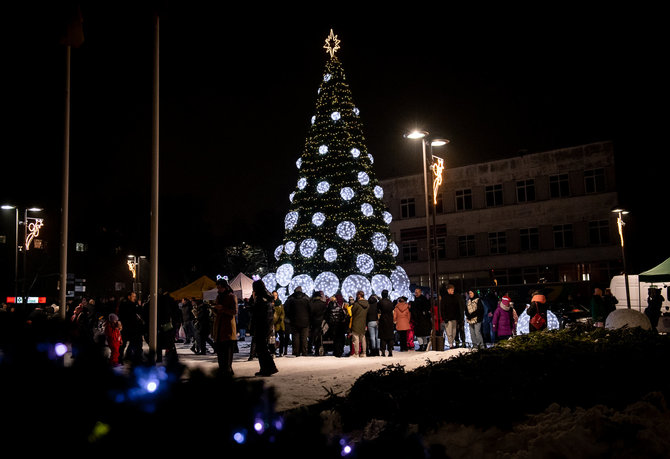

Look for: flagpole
[59,44,71,319]
[149,11,160,361]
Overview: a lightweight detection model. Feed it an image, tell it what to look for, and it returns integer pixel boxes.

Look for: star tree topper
[324,29,341,58]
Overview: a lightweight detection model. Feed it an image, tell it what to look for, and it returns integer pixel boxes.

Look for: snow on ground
[174,339,470,413]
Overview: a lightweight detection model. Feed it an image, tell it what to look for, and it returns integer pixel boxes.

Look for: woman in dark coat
[377,290,395,357]
[249,280,278,376]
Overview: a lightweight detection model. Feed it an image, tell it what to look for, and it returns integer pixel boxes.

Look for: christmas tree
[263,30,411,302]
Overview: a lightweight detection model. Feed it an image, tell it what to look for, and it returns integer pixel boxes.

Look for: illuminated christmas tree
[263,30,410,301]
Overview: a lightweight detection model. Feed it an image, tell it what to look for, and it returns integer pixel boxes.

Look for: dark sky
[3,3,668,287]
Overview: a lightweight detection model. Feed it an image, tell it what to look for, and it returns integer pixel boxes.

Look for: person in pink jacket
[492,295,516,342]
[393,297,412,351]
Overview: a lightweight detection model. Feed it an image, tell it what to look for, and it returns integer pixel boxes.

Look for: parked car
[551,302,592,329]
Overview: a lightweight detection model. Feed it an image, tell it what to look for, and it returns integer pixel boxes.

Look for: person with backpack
[526,293,548,333]
[325,295,349,357]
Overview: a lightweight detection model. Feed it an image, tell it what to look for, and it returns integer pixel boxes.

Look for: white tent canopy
[202,272,255,301]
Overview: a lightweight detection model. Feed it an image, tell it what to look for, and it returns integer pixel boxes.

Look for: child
[105,313,123,366]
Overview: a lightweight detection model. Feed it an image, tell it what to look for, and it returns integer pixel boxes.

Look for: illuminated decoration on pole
[127,260,137,279]
[314,271,340,297]
[371,274,393,295]
[25,218,44,251]
[276,263,294,287]
[340,187,355,201]
[350,147,361,158]
[289,274,315,296]
[357,171,370,185]
[312,212,326,226]
[297,177,307,190]
[371,232,388,251]
[361,203,373,217]
[284,241,296,254]
[336,221,356,240]
[324,248,337,262]
[299,238,318,258]
[323,28,341,58]
[356,254,374,274]
[274,245,284,260]
[383,211,392,224]
[284,211,299,230]
[431,156,445,205]
[316,181,330,193]
[341,274,372,300]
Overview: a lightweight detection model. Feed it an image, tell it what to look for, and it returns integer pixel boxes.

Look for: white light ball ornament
[289,274,314,296]
[297,178,307,190]
[391,266,410,292]
[383,211,393,224]
[284,241,296,255]
[317,181,330,194]
[371,232,388,251]
[371,274,393,295]
[361,203,373,217]
[262,273,277,292]
[277,286,288,303]
[342,275,372,301]
[324,73,332,82]
[374,185,384,199]
[276,264,294,287]
[331,111,340,121]
[284,211,299,231]
[350,148,361,158]
[368,153,374,164]
[296,158,302,169]
[356,254,374,274]
[324,248,337,262]
[311,116,316,125]
[314,272,340,297]
[336,221,356,240]
[353,107,360,116]
[319,145,328,155]
[357,171,370,185]
[340,187,355,201]
[312,212,325,226]
[389,241,399,257]
[289,192,295,203]
[274,245,284,260]
[299,238,318,258]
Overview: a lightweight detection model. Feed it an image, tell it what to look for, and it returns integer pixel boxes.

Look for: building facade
[381,142,622,295]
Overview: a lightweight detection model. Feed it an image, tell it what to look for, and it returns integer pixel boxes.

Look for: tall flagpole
[149,11,160,361]
[59,44,71,319]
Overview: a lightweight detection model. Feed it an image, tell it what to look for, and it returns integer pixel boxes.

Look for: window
[550,174,570,198]
[584,168,606,194]
[400,198,416,218]
[458,235,476,257]
[489,232,507,254]
[516,179,535,203]
[401,241,418,262]
[436,236,447,259]
[589,220,610,245]
[485,184,503,207]
[456,189,472,211]
[520,228,539,251]
[75,242,88,252]
[553,224,574,249]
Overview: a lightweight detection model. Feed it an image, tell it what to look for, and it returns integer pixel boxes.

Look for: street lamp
[403,130,449,321]
[612,207,631,309]
[127,254,146,302]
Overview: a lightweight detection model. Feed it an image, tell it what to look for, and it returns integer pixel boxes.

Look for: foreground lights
[54,343,68,357]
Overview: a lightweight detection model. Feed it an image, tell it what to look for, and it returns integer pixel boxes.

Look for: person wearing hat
[526,292,548,332]
[492,295,515,342]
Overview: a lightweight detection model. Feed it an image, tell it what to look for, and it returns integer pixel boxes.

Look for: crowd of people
[2,279,666,376]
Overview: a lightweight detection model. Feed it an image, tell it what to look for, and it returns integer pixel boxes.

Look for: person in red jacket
[105,313,123,366]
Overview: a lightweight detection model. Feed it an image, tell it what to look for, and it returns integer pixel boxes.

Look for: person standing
[492,295,515,342]
[378,290,395,357]
[212,279,237,377]
[284,286,310,356]
[410,288,432,351]
[272,291,286,357]
[249,280,278,376]
[393,296,412,351]
[309,290,327,356]
[645,288,665,332]
[366,294,380,356]
[104,313,123,366]
[440,284,464,349]
[180,298,195,345]
[117,291,143,364]
[603,288,618,320]
[193,300,211,355]
[325,295,348,357]
[526,293,548,333]
[590,287,606,328]
[465,290,484,348]
[350,291,369,357]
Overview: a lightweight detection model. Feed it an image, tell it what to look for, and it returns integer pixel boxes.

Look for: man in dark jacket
[308,291,327,355]
[117,291,143,364]
[350,291,369,357]
[284,286,311,356]
[325,296,348,357]
[377,290,395,357]
[439,284,465,349]
[410,288,432,351]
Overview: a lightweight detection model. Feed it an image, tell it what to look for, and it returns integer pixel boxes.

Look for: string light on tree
[331,111,341,121]
[371,274,393,295]
[341,274,372,300]
[374,185,384,199]
[319,145,329,155]
[296,158,302,169]
[262,273,277,292]
[389,241,399,257]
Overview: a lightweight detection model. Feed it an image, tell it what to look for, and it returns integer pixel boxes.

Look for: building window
[589,220,610,245]
[400,198,416,219]
[458,235,476,257]
[485,184,503,207]
[436,236,446,259]
[550,174,570,198]
[584,168,606,194]
[401,241,418,262]
[520,228,539,251]
[553,224,574,249]
[489,232,507,255]
[516,179,535,203]
[455,189,472,211]
[75,242,88,252]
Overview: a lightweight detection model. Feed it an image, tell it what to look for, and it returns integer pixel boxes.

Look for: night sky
[3,3,668,292]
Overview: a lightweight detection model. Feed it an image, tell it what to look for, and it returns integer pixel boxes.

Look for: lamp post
[404,131,449,326]
[612,208,631,309]
[127,254,146,302]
